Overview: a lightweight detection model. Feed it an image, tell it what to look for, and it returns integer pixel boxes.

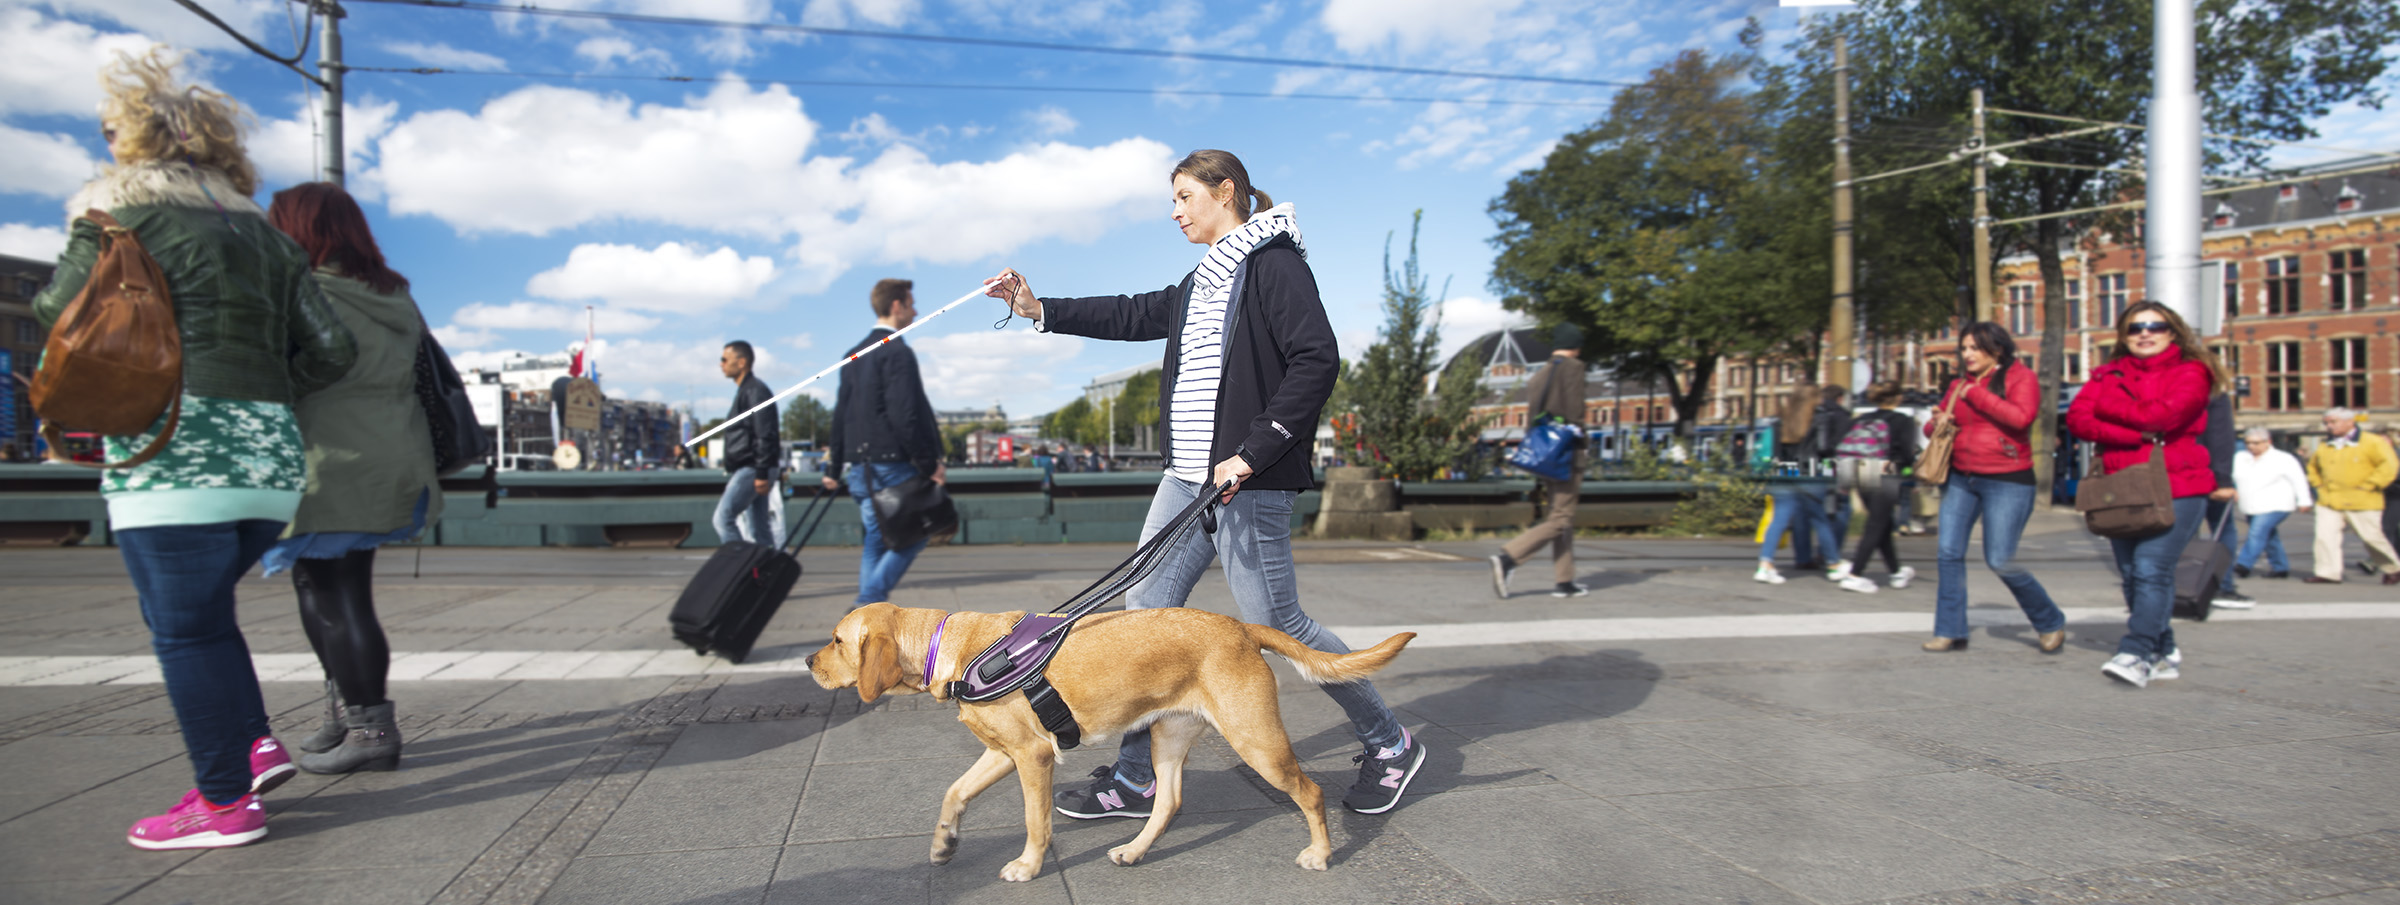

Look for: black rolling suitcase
[2171,505,2237,622]
[670,487,837,663]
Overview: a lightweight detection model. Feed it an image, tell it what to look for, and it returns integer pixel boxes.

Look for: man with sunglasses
[2303,407,2400,585]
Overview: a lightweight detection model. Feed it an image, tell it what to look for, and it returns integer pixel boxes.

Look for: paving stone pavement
[2,509,2397,904]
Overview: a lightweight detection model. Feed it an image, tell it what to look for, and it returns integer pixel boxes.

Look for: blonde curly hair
[98,46,258,196]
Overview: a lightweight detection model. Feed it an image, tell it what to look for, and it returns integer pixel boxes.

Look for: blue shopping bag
[1509,418,1583,481]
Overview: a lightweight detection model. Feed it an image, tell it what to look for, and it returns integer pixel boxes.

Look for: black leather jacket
[720,374,782,480]
[36,203,355,404]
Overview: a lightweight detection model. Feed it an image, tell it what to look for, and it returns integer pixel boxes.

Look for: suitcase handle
[784,485,839,555]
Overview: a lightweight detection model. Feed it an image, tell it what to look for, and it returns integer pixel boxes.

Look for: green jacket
[289,271,446,537]
[33,162,354,404]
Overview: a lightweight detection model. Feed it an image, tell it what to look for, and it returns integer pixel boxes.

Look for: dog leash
[688,279,1002,450]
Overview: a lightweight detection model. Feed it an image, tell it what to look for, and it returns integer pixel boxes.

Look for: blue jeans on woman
[2110,496,2207,661]
[847,462,930,605]
[2235,510,2292,575]
[117,520,286,805]
[1934,473,2066,640]
[1111,475,1405,785]
[1761,481,1844,567]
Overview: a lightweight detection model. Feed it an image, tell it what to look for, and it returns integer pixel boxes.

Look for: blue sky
[4,0,2394,425]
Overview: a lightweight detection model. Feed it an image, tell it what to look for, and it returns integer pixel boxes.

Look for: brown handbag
[1912,380,1966,485]
[29,209,183,469]
[2076,437,2176,538]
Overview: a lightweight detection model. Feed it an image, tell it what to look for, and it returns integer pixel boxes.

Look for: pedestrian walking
[261,182,440,774]
[1758,386,1850,582]
[823,279,946,605]
[985,148,1426,816]
[1832,381,1920,593]
[1925,322,2066,653]
[2065,302,2225,688]
[1491,323,1591,599]
[2198,392,2251,609]
[2302,407,2400,585]
[712,341,782,545]
[2382,423,2400,570]
[34,48,357,849]
[2232,426,2308,581]
[1807,385,1856,579]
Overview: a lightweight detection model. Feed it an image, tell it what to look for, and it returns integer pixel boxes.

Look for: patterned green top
[102,393,306,530]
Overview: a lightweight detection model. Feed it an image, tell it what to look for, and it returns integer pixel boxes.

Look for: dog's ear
[856,630,904,703]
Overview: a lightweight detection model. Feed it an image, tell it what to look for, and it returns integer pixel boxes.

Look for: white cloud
[840,112,907,146]
[574,36,671,68]
[1321,0,1527,53]
[0,222,69,260]
[431,324,498,348]
[0,123,102,199]
[383,41,509,71]
[908,327,1084,409]
[1433,295,1528,362]
[1025,105,1077,137]
[454,300,663,334]
[525,242,778,311]
[800,0,919,27]
[0,8,158,117]
[29,0,283,54]
[584,335,757,397]
[364,80,1177,291]
[249,97,401,195]
[785,333,814,349]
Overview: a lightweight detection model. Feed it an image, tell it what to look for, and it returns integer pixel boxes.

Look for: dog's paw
[999,858,1041,882]
[929,831,957,865]
[1106,842,1149,866]
[1296,847,1330,871]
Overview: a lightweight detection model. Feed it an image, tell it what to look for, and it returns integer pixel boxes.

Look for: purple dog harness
[945,481,1228,749]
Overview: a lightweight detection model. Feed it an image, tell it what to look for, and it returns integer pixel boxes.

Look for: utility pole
[2147,0,2201,324]
[1826,35,1855,391]
[316,0,346,186]
[1971,87,1994,324]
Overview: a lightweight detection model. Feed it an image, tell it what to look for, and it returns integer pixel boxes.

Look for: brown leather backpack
[31,209,182,468]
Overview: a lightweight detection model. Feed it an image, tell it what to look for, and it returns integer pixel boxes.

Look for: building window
[2065,353,2082,383]
[2064,278,2082,329]
[2329,249,2367,311]
[2330,338,2369,409]
[2005,283,2036,335]
[2265,342,2303,411]
[2266,255,2301,314]
[12,318,35,345]
[2221,262,2240,321]
[2095,273,2128,328]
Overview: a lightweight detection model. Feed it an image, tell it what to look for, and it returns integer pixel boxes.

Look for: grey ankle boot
[297,679,346,754]
[297,702,401,774]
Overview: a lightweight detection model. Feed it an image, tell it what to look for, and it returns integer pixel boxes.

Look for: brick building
[1,254,55,461]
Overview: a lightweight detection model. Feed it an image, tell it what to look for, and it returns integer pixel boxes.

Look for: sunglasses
[2124,320,2175,336]
[101,127,116,143]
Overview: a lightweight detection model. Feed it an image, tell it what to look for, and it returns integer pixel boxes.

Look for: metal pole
[316,1,345,186]
[1972,87,1994,324]
[1827,35,1855,389]
[2147,0,2202,323]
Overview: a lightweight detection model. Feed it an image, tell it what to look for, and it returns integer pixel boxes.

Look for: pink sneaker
[251,736,296,795]
[127,790,266,850]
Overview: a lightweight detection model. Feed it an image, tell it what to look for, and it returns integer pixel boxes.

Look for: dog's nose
[804,652,815,668]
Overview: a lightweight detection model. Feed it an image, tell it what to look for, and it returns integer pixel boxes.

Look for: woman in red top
[1925,322,2066,652]
[2064,301,2225,688]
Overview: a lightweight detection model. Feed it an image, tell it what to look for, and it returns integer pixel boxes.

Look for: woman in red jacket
[2065,301,2224,688]
[1925,322,2066,652]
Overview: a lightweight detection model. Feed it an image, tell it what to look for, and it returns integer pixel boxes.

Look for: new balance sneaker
[2211,592,2255,610]
[1551,582,1589,598]
[1753,564,1787,585]
[2152,647,2182,681]
[1489,555,1516,599]
[2101,653,2151,688]
[250,735,296,796]
[1343,731,1428,815]
[1889,566,1916,590]
[1838,575,1879,594]
[127,790,265,850]
[1825,560,1855,582]
[1053,765,1154,819]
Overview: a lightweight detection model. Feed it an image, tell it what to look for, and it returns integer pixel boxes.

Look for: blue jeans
[1772,481,1845,567]
[847,462,929,605]
[2235,510,2292,574]
[1113,476,1405,784]
[713,467,773,547]
[117,520,286,805]
[1933,474,2065,640]
[2110,496,2207,661]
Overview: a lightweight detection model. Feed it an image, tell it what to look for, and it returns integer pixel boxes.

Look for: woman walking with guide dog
[986,149,1425,818]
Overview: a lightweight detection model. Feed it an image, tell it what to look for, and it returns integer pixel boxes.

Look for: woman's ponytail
[1250,186,1274,215]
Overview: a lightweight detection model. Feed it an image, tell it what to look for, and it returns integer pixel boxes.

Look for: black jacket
[1040,235,1336,491]
[720,374,782,480]
[828,327,941,478]
[2202,393,2235,491]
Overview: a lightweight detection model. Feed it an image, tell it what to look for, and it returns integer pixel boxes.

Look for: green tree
[1044,397,1096,445]
[1347,211,1488,481]
[1490,50,1808,439]
[779,394,831,449]
[1778,0,2399,499]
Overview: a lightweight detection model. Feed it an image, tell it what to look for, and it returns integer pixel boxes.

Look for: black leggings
[1849,479,1904,575]
[292,548,389,706]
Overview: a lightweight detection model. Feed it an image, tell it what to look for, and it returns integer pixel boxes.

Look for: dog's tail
[1245,624,1415,685]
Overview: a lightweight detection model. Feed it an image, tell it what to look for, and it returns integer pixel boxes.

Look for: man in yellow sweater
[2305,407,2400,585]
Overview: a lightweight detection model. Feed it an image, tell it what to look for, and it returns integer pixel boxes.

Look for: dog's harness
[944,481,1229,748]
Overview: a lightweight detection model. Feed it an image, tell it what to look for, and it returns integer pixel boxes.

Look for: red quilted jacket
[2064,344,2214,499]
[1927,364,2041,476]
